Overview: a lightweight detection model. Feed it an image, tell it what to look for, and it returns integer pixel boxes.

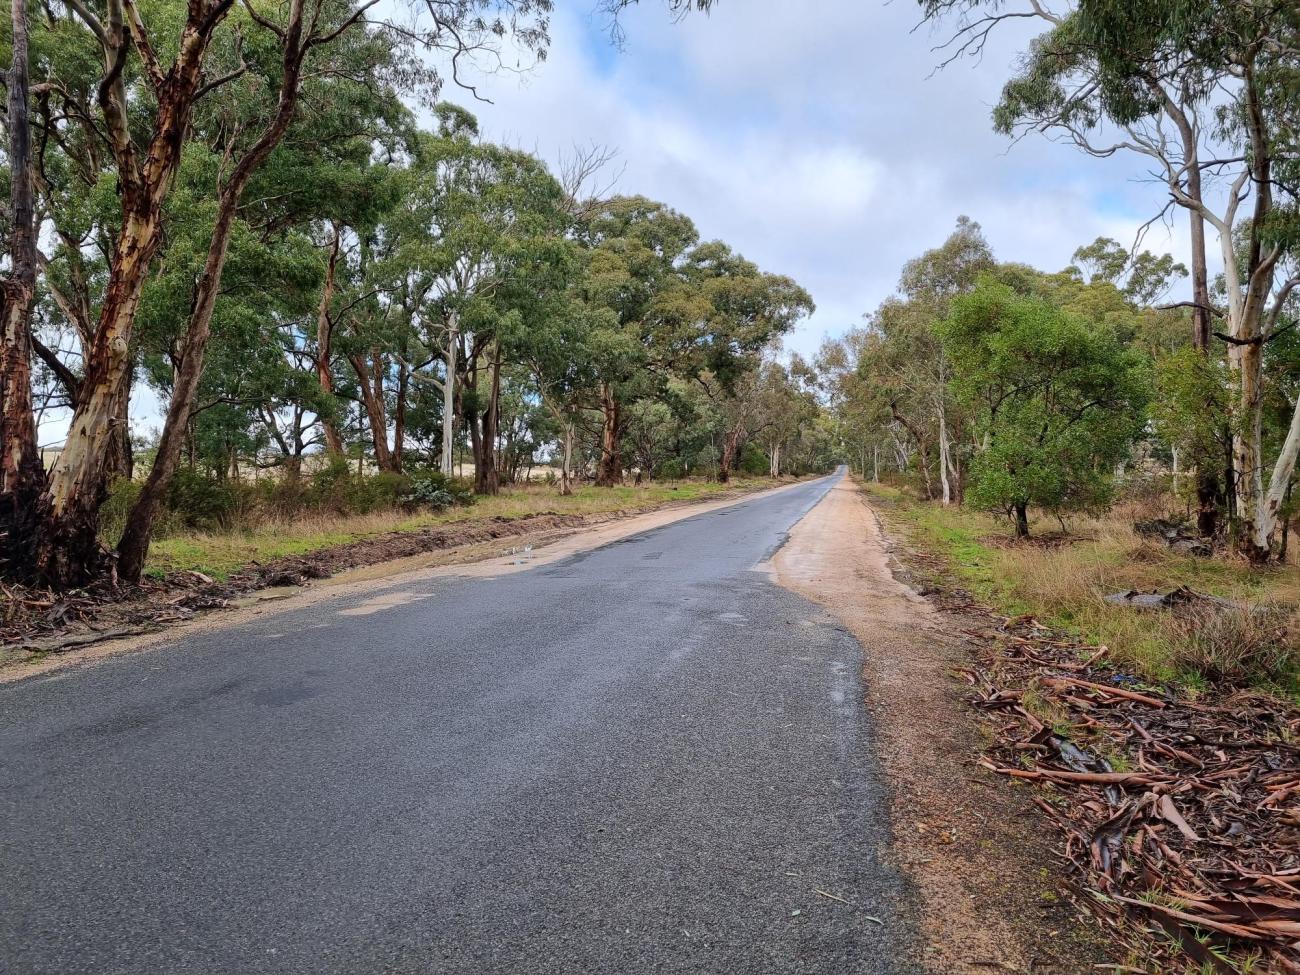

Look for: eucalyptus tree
[857,218,992,501]
[939,278,1151,537]
[114,2,548,580]
[576,196,700,486]
[577,197,812,486]
[0,0,41,575]
[390,113,571,494]
[516,294,605,495]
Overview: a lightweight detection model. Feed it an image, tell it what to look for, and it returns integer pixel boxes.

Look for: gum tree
[939,279,1150,537]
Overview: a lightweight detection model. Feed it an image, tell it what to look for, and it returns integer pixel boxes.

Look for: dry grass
[869,486,1300,694]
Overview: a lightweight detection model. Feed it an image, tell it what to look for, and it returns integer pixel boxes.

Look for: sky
[455,0,1191,359]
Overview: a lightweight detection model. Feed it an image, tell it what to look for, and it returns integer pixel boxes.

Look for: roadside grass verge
[864,482,1300,696]
[145,479,774,581]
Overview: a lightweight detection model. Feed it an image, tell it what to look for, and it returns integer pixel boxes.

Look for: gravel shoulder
[771,478,1108,973]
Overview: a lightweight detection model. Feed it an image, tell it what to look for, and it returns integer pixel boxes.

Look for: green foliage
[1070,237,1187,306]
[939,279,1150,526]
[1153,347,1233,487]
[405,471,476,510]
[305,461,410,515]
[164,469,243,532]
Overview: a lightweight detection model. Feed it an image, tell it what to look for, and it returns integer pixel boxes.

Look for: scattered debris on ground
[1104,585,1240,612]
[892,532,1300,972]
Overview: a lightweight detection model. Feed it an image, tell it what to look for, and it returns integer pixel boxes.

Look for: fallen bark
[877,498,1300,973]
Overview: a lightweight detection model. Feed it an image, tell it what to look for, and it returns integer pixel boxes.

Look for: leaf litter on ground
[935,584,1300,973]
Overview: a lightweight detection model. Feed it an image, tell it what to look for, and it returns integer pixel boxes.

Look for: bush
[165,469,241,531]
[657,459,685,480]
[1167,605,1300,688]
[302,460,411,514]
[405,470,475,510]
[357,471,413,513]
[738,444,768,475]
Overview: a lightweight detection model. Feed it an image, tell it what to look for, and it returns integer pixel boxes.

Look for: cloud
[462,0,1189,358]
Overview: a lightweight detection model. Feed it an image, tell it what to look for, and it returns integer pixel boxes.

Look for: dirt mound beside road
[3,509,627,659]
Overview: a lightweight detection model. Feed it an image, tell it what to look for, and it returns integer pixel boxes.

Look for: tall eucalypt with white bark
[922,0,1300,560]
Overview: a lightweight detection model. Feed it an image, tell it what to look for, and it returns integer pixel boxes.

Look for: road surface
[0,472,915,974]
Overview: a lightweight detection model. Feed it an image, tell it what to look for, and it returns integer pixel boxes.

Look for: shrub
[738,444,768,475]
[356,471,413,513]
[405,470,475,510]
[657,459,685,480]
[164,469,241,531]
[306,458,358,513]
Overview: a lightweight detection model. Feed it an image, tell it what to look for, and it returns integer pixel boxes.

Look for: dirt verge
[771,478,1109,973]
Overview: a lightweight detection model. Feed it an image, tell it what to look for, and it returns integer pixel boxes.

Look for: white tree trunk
[937,403,952,505]
[561,420,574,496]
[1254,395,1300,553]
[441,311,458,477]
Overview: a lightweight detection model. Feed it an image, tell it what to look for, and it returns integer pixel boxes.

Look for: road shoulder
[771,478,1108,974]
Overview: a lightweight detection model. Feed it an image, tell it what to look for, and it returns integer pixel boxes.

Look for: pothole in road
[336,591,430,617]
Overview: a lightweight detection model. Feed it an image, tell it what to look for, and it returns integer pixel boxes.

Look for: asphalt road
[1,472,916,974]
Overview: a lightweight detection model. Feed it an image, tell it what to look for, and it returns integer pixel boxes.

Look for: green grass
[145,478,773,581]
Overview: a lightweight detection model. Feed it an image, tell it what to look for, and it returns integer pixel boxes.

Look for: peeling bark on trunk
[33,0,238,585]
[316,230,344,456]
[474,343,501,496]
[116,183,250,582]
[0,0,44,576]
[348,352,395,474]
[37,210,156,583]
[595,382,622,487]
[718,422,744,484]
[560,421,575,496]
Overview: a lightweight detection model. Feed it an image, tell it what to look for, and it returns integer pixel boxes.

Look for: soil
[772,478,1110,973]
